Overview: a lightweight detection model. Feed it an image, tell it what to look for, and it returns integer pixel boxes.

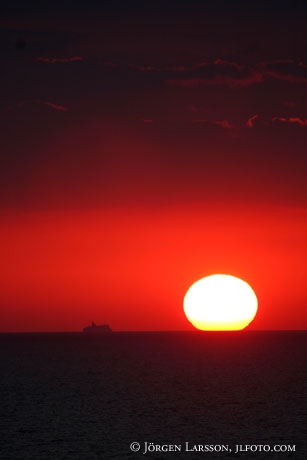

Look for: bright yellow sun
[183,274,258,331]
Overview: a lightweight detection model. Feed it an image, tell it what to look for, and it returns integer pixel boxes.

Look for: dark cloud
[132,60,244,73]
[119,58,307,88]
[34,56,83,64]
[272,116,307,126]
[128,59,264,88]
[261,60,307,83]
[246,114,259,128]
[192,119,234,130]
[265,71,307,84]
[10,100,68,111]
[166,73,263,88]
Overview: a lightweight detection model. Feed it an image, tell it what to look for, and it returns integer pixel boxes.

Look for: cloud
[12,100,68,111]
[132,59,244,73]
[133,63,197,72]
[133,64,188,72]
[192,119,234,129]
[261,59,307,83]
[106,58,307,88]
[272,116,307,126]
[174,59,307,88]
[264,71,307,84]
[175,60,263,88]
[246,114,259,128]
[260,59,296,66]
[213,120,234,129]
[167,72,264,88]
[34,56,83,64]
[132,59,264,88]
[212,58,245,71]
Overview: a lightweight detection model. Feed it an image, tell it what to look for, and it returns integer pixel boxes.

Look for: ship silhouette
[83,322,112,334]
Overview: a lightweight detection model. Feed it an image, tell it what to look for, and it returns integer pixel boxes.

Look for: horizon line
[0,329,306,335]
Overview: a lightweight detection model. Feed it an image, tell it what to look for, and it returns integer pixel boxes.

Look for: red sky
[1,203,306,332]
[1,1,307,331]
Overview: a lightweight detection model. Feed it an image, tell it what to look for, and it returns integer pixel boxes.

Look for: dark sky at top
[1,0,307,211]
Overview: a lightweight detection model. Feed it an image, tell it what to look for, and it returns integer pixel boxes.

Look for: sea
[0,331,306,459]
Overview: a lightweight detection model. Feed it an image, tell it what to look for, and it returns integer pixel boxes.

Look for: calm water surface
[0,331,306,459]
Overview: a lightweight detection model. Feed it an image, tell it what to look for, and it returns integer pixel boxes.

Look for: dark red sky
[1,0,307,331]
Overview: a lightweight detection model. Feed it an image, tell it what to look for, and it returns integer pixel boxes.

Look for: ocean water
[0,331,306,459]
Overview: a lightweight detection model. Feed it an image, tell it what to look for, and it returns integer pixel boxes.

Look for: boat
[83,322,112,334]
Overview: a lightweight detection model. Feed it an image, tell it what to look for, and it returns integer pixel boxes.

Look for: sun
[183,274,258,331]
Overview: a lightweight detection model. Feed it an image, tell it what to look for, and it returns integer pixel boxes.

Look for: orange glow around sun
[183,274,258,331]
